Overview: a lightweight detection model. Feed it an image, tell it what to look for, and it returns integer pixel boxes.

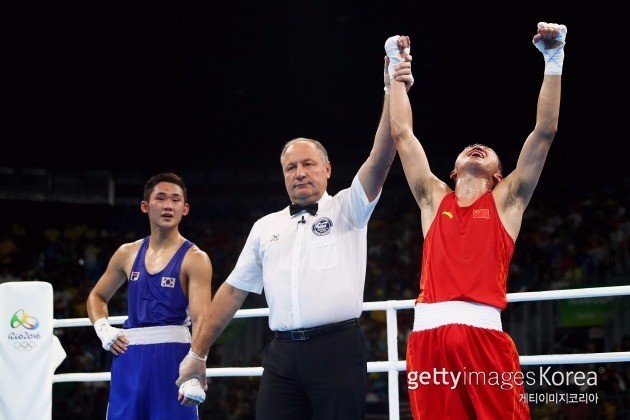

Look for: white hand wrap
[179,378,206,404]
[533,22,567,75]
[93,318,122,351]
[187,349,207,362]
[384,35,410,80]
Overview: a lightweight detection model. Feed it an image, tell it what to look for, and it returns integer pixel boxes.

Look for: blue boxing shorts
[106,325,199,420]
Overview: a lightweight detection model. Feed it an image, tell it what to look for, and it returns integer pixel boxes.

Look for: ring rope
[53,285,630,384]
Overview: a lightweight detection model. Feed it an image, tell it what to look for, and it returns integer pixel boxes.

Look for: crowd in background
[2,175,630,419]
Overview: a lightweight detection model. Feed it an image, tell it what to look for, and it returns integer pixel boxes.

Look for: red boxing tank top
[417,191,515,310]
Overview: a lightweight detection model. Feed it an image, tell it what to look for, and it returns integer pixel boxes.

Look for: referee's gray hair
[280,138,329,164]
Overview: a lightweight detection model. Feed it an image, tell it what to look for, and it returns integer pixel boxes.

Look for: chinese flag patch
[473,209,490,219]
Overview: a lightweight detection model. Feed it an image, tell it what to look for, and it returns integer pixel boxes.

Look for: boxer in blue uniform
[87,172,213,419]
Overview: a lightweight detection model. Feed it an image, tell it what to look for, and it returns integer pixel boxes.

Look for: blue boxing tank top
[123,236,193,328]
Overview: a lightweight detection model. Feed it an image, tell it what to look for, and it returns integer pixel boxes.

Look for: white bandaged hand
[176,350,208,389]
[384,35,410,80]
[179,378,206,404]
[93,318,122,351]
[533,22,567,75]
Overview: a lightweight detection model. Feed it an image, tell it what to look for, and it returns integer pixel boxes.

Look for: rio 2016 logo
[8,310,41,351]
[10,309,39,330]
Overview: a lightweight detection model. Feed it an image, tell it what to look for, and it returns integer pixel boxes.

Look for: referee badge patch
[312,217,333,236]
[161,277,176,288]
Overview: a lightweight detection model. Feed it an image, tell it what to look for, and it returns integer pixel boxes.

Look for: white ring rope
[53,307,272,329]
[53,285,630,384]
[506,285,630,302]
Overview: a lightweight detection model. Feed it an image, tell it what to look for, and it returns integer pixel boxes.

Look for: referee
[177,43,415,419]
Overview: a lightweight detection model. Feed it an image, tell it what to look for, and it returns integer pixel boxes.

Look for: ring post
[0,281,66,420]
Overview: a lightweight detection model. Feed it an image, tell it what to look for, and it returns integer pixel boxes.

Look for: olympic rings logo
[13,341,36,351]
[10,309,39,330]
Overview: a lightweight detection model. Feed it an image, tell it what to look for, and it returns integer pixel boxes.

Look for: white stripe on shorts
[413,301,502,332]
[122,325,191,345]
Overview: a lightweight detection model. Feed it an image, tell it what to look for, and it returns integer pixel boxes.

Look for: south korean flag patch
[161,277,176,288]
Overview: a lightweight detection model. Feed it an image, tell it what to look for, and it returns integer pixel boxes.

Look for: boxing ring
[46,285,630,419]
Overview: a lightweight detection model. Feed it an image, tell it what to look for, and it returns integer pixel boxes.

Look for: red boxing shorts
[406,302,530,419]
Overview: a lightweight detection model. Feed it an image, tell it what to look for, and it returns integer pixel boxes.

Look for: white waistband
[413,301,502,332]
[122,325,191,345]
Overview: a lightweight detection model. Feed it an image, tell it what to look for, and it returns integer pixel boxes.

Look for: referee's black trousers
[256,320,367,419]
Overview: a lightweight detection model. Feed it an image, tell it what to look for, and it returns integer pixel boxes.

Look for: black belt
[274,318,359,341]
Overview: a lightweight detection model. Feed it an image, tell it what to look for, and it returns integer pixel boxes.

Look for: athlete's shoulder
[114,238,144,257]
[185,243,212,264]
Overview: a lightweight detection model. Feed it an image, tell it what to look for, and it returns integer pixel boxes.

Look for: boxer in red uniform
[387,22,567,419]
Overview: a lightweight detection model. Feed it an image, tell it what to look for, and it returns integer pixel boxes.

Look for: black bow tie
[289,203,318,216]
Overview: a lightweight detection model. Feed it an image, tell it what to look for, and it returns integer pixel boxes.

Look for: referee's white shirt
[226,174,380,331]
